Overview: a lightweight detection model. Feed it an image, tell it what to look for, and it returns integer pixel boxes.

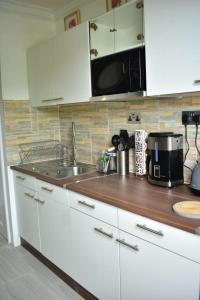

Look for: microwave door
[92,56,129,96]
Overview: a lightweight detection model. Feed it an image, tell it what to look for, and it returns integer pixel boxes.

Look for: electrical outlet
[182,111,200,125]
[127,112,141,124]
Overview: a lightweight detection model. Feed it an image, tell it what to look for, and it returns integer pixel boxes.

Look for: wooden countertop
[67,173,200,235]
[11,164,200,235]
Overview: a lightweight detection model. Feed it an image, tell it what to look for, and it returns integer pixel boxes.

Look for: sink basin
[19,159,96,180]
[55,166,93,178]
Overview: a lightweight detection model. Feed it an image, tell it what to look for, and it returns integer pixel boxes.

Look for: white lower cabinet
[118,230,200,300]
[69,207,120,300]
[14,176,200,300]
[37,188,70,273]
[15,183,40,251]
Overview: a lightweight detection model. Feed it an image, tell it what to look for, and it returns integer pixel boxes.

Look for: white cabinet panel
[90,0,143,60]
[144,0,200,96]
[114,0,143,53]
[15,183,40,251]
[38,188,70,272]
[28,22,91,106]
[69,190,118,227]
[70,208,120,300]
[27,37,56,106]
[90,10,115,59]
[119,230,200,300]
[118,208,200,263]
[55,22,91,104]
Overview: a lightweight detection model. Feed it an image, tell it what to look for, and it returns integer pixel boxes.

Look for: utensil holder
[117,150,129,175]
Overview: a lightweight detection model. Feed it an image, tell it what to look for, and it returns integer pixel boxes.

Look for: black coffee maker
[147,132,184,187]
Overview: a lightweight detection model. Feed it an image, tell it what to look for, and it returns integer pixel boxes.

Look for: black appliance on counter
[147,132,184,187]
[91,46,146,96]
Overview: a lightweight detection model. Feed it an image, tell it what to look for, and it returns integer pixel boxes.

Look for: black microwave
[91,46,146,97]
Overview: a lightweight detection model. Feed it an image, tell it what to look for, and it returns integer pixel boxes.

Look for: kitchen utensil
[112,135,120,148]
[173,201,200,219]
[117,150,129,175]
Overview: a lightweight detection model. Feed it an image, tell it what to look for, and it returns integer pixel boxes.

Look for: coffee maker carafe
[147,132,184,187]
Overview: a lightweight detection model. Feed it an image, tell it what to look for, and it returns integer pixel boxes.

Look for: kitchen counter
[11,163,200,235]
[67,173,200,235]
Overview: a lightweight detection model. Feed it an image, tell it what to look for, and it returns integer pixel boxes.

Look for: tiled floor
[0,235,7,247]
[0,242,83,300]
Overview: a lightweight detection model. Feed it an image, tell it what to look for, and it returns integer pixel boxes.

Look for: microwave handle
[122,63,125,74]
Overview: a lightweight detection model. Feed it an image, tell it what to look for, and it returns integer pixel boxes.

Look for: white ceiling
[0,0,75,11]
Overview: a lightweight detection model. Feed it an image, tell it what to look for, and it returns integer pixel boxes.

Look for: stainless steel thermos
[117,150,129,175]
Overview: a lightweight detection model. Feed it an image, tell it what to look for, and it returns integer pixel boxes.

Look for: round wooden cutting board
[173,201,200,219]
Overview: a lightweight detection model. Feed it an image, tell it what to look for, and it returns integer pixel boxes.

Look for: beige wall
[4,96,200,184]
[55,0,107,34]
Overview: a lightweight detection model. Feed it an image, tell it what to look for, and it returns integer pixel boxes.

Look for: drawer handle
[34,197,45,204]
[16,175,25,180]
[24,192,34,199]
[194,80,200,84]
[41,187,53,193]
[94,227,113,239]
[78,200,95,209]
[116,238,139,251]
[41,97,64,103]
[136,224,164,236]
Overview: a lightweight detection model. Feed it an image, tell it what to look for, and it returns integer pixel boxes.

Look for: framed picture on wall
[106,0,127,11]
[64,10,81,31]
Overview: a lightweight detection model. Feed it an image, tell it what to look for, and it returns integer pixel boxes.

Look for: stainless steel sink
[54,165,94,178]
[19,159,96,180]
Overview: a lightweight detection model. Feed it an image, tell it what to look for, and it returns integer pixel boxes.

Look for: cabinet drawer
[118,209,200,263]
[14,171,35,190]
[69,191,118,227]
[36,179,68,205]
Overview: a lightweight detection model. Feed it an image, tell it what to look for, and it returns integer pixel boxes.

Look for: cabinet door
[90,11,115,60]
[37,190,70,273]
[114,0,144,53]
[144,0,200,96]
[55,22,91,103]
[70,208,120,300]
[15,184,40,251]
[27,38,56,106]
[119,230,200,300]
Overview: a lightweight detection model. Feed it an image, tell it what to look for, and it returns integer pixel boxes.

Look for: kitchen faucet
[72,122,78,166]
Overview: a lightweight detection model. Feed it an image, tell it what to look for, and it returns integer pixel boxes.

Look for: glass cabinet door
[114,0,144,53]
[90,10,115,60]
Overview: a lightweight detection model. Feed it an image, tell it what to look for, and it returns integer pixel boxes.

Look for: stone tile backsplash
[3,96,200,183]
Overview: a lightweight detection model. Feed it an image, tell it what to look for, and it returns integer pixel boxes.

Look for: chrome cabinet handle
[136,224,164,236]
[16,175,25,180]
[94,227,113,238]
[24,192,34,199]
[34,197,45,204]
[41,187,53,193]
[194,80,200,84]
[116,238,139,251]
[78,200,95,209]
[41,97,64,103]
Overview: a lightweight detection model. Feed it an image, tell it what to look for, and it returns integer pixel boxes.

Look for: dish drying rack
[19,140,62,164]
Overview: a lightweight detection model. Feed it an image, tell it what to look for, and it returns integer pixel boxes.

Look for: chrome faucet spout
[72,122,78,166]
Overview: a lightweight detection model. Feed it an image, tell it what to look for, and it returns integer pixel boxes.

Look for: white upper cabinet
[144,0,200,96]
[90,0,144,60]
[90,10,115,59]
[27,22,91,107]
